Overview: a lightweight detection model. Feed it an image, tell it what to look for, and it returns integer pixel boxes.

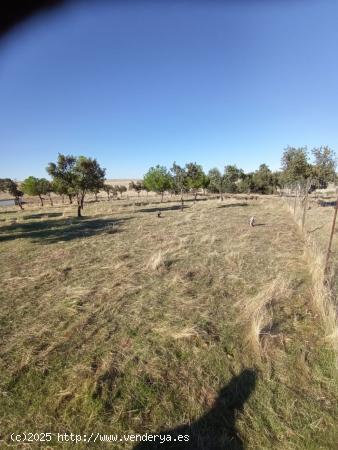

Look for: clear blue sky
[1,0,338,180]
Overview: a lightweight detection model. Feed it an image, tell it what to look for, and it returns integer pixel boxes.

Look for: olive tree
[103,184,114,200]
[0,178,24,209]
[52,178,75,204]
[118,185,127,198]
[170,162,187,210]
[47,153,106,217]
[143,165,172,202]
[185,162,205,203]
[281,147,311,184]
[208,168,225,200]
[311,146,337,189]
[129,181,143,197]
[21,176,52,206]
[223,165,244,193]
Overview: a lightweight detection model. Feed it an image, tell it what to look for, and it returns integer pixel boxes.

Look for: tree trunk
[161,191,164,202]
[95,193,98,202]
[80,194,85,209]
[68,194,73,204]
[48,193,53,206]
[39,195,44,206]
[77,204,82,217]
[194,192,197,204]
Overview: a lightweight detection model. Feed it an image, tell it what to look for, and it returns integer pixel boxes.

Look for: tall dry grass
[236,276,291,355]
[283,195,338,363]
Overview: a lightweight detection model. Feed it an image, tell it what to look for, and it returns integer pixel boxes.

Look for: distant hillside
[105,179,140,187]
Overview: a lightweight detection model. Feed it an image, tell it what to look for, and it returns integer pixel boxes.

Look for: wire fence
[280,182,338,285]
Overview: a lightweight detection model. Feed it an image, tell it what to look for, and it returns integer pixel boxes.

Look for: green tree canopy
[237,172,255,193]
[170,162,187,195]
[185,162,205,201]
[251,164,274,194]
[311,146,337,188]
[0,178,24,209]
[47,153,106,216]
[223,165,244,193]
[281,146,311,184]
[201,174,210,193]
[51,178,76,203]
[208,168,224,200]
[143,165,172,202]
[21,176,52,206]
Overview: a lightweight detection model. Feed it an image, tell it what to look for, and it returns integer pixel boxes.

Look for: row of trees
[0,146,336,215]
[142,146,337,203]
[0,155,133,216]
[280,146,337,189]
[0,154,107,217]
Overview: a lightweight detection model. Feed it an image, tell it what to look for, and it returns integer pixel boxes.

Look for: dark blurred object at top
[0,0,65,37]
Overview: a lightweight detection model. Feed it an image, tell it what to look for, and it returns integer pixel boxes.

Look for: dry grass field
[0,194,337,449]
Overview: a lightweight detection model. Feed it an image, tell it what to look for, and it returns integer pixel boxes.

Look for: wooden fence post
[324,193,338,275]
[301,180,311,230]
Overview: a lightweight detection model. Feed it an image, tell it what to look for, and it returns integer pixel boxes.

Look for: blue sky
[1,0,338,179]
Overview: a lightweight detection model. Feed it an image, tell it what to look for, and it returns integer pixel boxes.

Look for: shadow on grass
[217,203,248,208]
[133,369,257,450]
[137,205,190,213]
[0,210,16,215]
[0,216,132,244]
[318,200,337,207]
[23,212,63,220]
[182,197,209,203]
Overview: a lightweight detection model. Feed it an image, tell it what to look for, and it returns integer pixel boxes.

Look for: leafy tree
[47,153,106,217]
[103,184,114,200]
[0,178,24,209]
[129,181,144,197]
[281,146,311,184]
[201,174,210,194]
[21,176,51,206]
[40,178,54,206]
[117,185,127,198]
[170,162,187,210]
[271,171,282,190]
[311,146,337,189]
[237,173,255,193]
[185,162,205,202]
[92,187,100,202]
[223,165,244,193]
[52,178,75,204]
[111,185,120,198]
[208,168,225,200]
[251,164,274,194]
[143,183,150,196]
[170,163,187,194]
[73,156,106,210]
[143,165,172,202]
